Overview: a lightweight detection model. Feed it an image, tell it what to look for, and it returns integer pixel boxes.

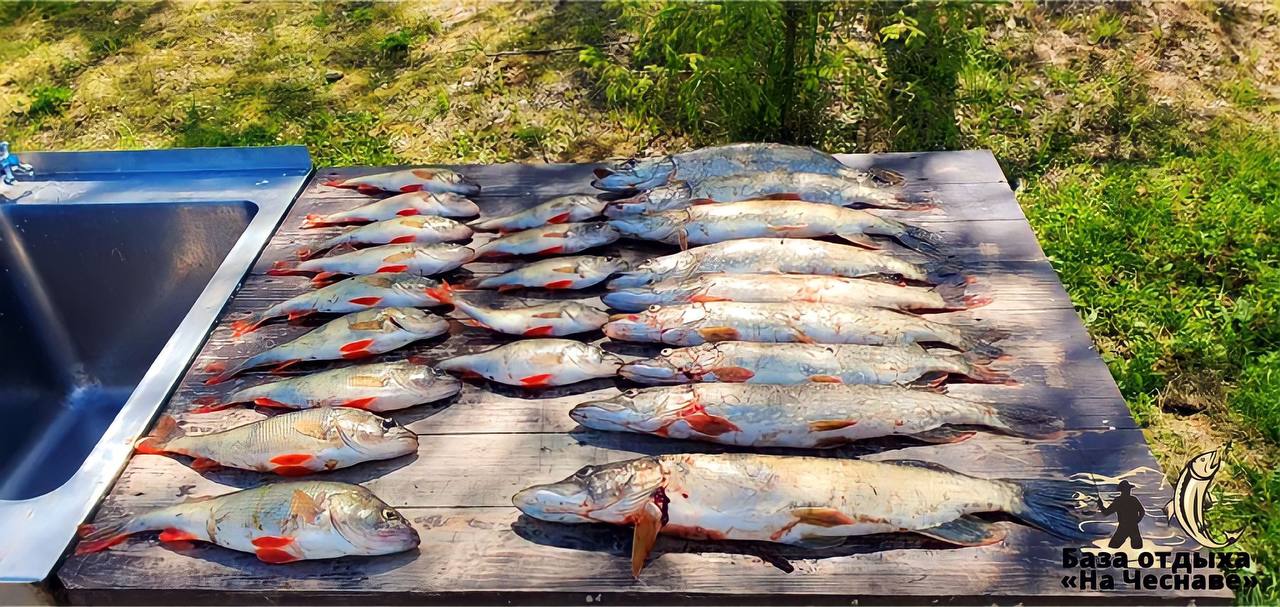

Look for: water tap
[1,141,35,186]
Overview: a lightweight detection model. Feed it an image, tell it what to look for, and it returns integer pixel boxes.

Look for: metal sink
[0,147,311,583]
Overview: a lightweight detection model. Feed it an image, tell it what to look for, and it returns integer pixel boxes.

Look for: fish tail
[885,219,943,255]
[230,313,269,338]
[922,259,965,286]
[266,260,306,276]
[189,395,233,414]
[1009,478,1105,542]
[961,352,1016,385]
[992,405,1064,439]
[301,213,333,228]
[957,326,1008,358]
[75,515,153,555]
[892,189,937,211]
[932,281,991,311]
[204,359,251,385]
[135,414,185,455]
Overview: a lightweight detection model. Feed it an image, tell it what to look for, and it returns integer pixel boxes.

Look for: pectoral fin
[631,501,665,578]
[838,232,881,249]
[790,507,855,527]
[697,326,740,342]
[915,515,1006,546]
[910,427,976,444]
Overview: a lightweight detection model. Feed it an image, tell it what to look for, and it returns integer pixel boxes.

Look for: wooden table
[57,152,1231,604]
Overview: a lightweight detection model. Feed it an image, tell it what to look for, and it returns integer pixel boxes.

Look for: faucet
[1,141,35,186]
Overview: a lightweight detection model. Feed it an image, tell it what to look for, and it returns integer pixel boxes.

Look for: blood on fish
[273,466,315,477]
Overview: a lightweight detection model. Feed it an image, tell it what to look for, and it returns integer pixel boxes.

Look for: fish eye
[381,417,398,430]
[660,348,673,356]
[647,305,662,313]
[623,389,640,397]
[382,508,401,521]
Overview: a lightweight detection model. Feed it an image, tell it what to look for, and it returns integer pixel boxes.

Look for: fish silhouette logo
[1165,443,1244,548]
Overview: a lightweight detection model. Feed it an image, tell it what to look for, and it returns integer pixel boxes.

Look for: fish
[591,143,901,191]
[472,222,620,258]
[206,307,449,384]
[429,283,609,337]
[302,191,480,227]
[436,339,623,387]
[228,273,448,337]
[513,453,1100,577]
[471,255,630,292]
[607,199,943,253]
[267,243,474,286]
[618,342,1010,385]
[603,273,988,313]
[1164,444,1244,549]
[324,167,480,195]
[607,239,957,288]
[134,408,418,475]
[607,170,930,215]
[192,360,461,413]
[570,384,1062,448]
[470,194,607,232]
[75,481,419,562]
[296,216,473,260]
[603,302,1005,354]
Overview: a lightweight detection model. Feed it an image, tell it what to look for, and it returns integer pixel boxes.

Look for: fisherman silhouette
[1099,480,1145,549]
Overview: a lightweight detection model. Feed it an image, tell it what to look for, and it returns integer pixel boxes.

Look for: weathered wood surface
[59,150,1229,604]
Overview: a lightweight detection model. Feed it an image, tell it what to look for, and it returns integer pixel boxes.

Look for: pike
[228,273,449,337]
[267,243,474,286]
[205,307,449,384]
[603,302,1006,355]
[607,239,959,288]
[134,409,418,475]
[618,342,1011,385]
[470,194,607,232]
[471,255,630,292]
[514,453,1100,577]
[606,170,932,215]
[436,339,623,387]
[608,199,943,253]
[428,282,609,337]
[472,222,620,258]
[191,360,461,413]
[323,167,480,195]
[570,384,1062,448]
[296,216,473,260]
[75,481,419,562]
[302,191,480,227]
[591,143,902,192]
[603,273,989,313]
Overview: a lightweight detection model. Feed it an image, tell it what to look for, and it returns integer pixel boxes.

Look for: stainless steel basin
[0,147,311,583]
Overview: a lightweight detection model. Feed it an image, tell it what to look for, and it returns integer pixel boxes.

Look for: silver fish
[207,307,448,384]
[571,384,1062,447]
[229,273,447,337]
[303,191,480,227]
[434,285,609,336]
[608,170,930,214]
[618,342,1009,385]
[603,302,1005,354]
[514,453,1097,577]
[603,273,987,313]
[324,167,479,195]
[592,143,901,191]
[472,255,630,292]
[436,339,623,387]
[76,481,418,562]
[268,243,474,285]
[473,222,620,258]
[196,360,461,413]
[608,239,956,288]
[471,194,607,232]
[135,408,418,475]
[608,199,942,252]
[297,216,473,259]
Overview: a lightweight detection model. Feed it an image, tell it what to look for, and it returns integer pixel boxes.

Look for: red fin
[349,296,382,306]
[253,397,293,409]
[295,246,314,260]
[809,419,859,431]
[496,284,521,293]
[547,211,572,224]
[710,366,755,382]
[74,524,132,555]
[425,280,454,304]
[356,184,382,194]
[190,457,222,473]
[271,359,302,375]
[341,349,373,360]
[270,453,314,466]
[266,260,302,276]
[543,279,574,289]
[522,326,555,337]
[690,294,730,303]
[341,338,376,353]
[697,326,739,342]
[458,319,486,328]
[322,179,346,188]
[135,415,184,456]
[342,397,377,410]
[520,373,554,387]
[310,272,341,287]
[158,528,199,543]
[536,245,565,255]
[395,209,421,217]
[302,214,332,228]
[399,184,424,193]
[808,374,844,383]
[376,264,409,273]
[230,316,267,337]
[255,547,300,563]
[252,536,296,549]
[389,235,416,244]
[190,397,232,414]
[286,311,312,323]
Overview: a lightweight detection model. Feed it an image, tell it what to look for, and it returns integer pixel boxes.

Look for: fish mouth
[455,177,482,196]
[512,483,595,523]
[607,271,654,289]
[601,290,657,312]
[568,399,638,432]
